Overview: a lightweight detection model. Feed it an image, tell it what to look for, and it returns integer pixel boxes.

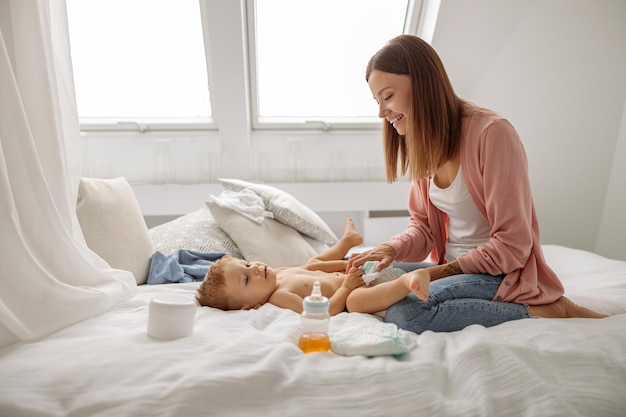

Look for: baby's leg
[306,217,363,264]
[347,271,429,314]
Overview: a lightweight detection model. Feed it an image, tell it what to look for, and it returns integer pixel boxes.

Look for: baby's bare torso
[275,267,345,299]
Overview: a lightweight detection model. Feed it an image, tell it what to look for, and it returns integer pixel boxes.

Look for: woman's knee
[383,296,428,333]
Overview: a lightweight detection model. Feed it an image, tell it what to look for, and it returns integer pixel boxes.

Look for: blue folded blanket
[147,250,227,284]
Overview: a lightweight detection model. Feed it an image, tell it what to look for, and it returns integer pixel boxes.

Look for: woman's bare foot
[405,269,430,301]
[340,217,364,248]
[528,296,608,319]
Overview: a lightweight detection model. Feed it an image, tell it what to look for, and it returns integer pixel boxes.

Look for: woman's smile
[389,114,403,127]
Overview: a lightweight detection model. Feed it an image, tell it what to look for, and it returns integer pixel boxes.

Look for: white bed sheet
[1,245,625,417]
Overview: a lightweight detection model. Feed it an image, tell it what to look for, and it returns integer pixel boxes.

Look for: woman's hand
[346,244,397,272]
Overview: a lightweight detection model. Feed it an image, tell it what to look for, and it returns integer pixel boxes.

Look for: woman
[347,35,605,334]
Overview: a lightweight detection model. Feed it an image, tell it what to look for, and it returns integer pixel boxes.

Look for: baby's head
[196,257,231,310]
[196,256,276,311]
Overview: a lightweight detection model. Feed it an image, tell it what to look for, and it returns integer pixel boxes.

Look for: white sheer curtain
[0,0,136,347]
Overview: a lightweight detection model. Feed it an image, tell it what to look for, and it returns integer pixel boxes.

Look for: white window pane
[254,0,408,122]
[66,0,210,121]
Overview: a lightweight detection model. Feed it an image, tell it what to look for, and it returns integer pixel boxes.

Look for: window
[66,0,211,130]
[247,0,409,129]
[66,0,428,133]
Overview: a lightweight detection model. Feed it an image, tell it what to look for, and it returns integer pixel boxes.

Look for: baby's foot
[406,270,429,301]
[341,217,364,247]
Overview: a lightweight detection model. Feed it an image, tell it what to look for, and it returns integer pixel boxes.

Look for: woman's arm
[385,181,439,262]
[425,260,463,280]
[458,119,534,275]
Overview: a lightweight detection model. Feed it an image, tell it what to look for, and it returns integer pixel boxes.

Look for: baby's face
[222,258,277,309]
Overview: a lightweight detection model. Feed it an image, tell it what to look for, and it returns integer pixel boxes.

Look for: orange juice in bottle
[298,281,330,353]
[298,331,331,353]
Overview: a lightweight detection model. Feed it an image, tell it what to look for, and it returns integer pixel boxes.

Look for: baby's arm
[328,267,365,316]
[268,290,305,314]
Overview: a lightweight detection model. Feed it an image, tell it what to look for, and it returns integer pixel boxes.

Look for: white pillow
[76,177,154,285]
[207,203,318,267]
[149,207,243,259]
[218,178,338,245]
[302,235,330,254]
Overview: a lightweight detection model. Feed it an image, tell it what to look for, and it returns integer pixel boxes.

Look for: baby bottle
[298,281,331,353]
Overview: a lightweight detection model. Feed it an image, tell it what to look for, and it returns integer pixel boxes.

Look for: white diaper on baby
[360,261,404,286]
[330,321,416,357]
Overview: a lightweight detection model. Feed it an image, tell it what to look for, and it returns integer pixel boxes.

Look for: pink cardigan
[384,109,564,305]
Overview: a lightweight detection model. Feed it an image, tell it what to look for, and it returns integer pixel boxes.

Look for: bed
[1,178,625,417]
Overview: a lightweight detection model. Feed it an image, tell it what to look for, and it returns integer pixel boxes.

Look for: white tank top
[429,167,491,263]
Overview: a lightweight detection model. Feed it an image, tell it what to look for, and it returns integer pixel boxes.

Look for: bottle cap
[303,281,329,314]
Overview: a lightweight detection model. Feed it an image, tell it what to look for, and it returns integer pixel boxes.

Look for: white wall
[432,0,626,259]
[82,0,626,259]
[596,98,626,260]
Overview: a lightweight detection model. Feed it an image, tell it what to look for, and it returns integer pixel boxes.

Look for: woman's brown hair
[366,35,465,181]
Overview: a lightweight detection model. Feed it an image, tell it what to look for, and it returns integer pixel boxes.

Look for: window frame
[73,0,434,134]
[244,0,416,132]
[70,0,218,133]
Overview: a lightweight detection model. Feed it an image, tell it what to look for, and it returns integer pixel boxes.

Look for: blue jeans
[388,262,531,334]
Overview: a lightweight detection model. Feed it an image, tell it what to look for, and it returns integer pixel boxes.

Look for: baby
[196,218,429,315]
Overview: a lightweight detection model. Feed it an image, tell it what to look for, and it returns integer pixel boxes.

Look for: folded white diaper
[330,322,416,357]
[360,261,405,286]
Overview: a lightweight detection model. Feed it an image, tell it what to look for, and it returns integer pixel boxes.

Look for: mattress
[0,245,625,417]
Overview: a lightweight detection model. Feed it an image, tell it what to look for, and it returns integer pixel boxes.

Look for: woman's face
[367,70,412,136]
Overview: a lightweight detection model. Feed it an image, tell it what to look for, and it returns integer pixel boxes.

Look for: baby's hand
[343,267,366,291]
